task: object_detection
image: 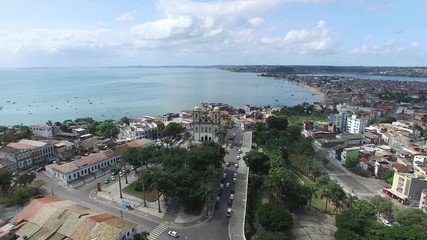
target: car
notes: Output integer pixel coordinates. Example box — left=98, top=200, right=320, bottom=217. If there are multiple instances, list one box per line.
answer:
left=168, top=230, right=179, bottom=238
left=226, top=208, right=232, bottom=217
left=104, top=178, right=110, bottom=184
left=223, top=173, right=227, bottom=179
left=125, top=169, right=130, bottom=174
left=217, top=190, right=222, bottom=196
left=131, top=166, right=135, bottom=170
left=230, top=194, right=234, bottom=200
left=233, top=172, right=237, bottom=177
left=230, top=188, right=235, bottom=194
left=119, top=172, right=124, bottom=177
left=36, top=166, right=45, bottom=172
left=111, top=176, right=116, bottom=181
left=382, top=219, right=392, bottom=227
left=216, top=196, right=220, bottom=202
left=215, top=201, right=220, bottom=209
left=220, top=183, right=224, bottom=189
left=227, top=199, right=233, bottom=206
left=236, top=155, right=240, bottom=160
left=226, top=162, right=231, bottom=167
left=238, top=149, right=242, bottom=154
left=234, top=163, right=239, bottom=168
left=233, top=177, right=237, bottom=183
left=226, top=182, right=230, bottom=188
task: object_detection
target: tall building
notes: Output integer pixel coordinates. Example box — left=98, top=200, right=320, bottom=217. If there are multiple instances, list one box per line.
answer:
left=193, top=105, right=220, bottom=142
left=329, top=111, right=350, bottom=132
left=346, top=115, right=367, bottom=134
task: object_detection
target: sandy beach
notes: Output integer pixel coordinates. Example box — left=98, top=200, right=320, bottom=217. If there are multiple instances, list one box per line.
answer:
left=300, top=83, right=326, bottom=104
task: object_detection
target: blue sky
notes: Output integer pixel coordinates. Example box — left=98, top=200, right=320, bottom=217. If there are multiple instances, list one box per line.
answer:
left=0, top=0, right=426, bottom=67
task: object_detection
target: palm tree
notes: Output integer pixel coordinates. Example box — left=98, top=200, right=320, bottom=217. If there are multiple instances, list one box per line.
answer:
left=345, top=193, right=358, bottom=209
left=214, top=125, right=228, bottom=145
left=304, top=184, right=318, bottom=209
left=321, top=188, right=333, bottom=212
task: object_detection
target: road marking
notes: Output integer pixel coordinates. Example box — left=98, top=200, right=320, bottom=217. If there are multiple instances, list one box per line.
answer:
left=148, top=223, right=168, bottom=240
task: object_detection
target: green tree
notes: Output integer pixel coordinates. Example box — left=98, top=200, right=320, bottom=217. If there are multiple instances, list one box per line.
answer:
left=369, top=195, right=393, bottom=219
left=0, top=169, right=12, bottom=192
left=304, top=184, right=318, bottom=209
left=7, top=185, right=37, bottom=206
left=243, top=150, right=270, bottom=175
left=344, top=156, right=359, bottom=169
left=345, top=193, right=358, bottom=209
left=363, top=225, right=427, bottom=240
left=257, top=231, right=288, bottom=240
left=257, top=203, right=294, bottom=232
left=164, top=122, right=184, bottom=138
left=266, top=115, right=288, bottom=131
left=214, top=125, right=228, bottom=144
left=396, top=208, right=427, bottom=231
left=120, top=116, right=130, bottom=125
left=96, top=120, right=118, bottom=138
left=334, top=228, right=361, bottom=240
left=380, top=170, right=394, bottom=185
left=335, top=207, right=376, bottom=237
left=17, top=172, right=36, bottom=185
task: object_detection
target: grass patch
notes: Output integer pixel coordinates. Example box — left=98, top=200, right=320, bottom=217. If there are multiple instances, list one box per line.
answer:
left=122, top=183, right=159, bottom=202
left=287, top=114, right=328, bottom=126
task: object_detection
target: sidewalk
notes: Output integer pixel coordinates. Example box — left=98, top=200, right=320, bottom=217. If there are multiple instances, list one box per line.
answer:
left=90, top=172, right=213, bottom=227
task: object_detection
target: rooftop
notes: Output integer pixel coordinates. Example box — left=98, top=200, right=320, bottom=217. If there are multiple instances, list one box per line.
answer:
left=18, top=139, right=48, bottom=147
left=11, top=196, right=136, bottom=240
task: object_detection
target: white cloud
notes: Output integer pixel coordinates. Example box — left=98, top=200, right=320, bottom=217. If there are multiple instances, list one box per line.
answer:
left=398, top=42, right=420, bottom=54
left=248, top=17, right=264, bottom=27
left=350, top=40, right=396, bottom=55
left=117, top=11, right=136, bottom=22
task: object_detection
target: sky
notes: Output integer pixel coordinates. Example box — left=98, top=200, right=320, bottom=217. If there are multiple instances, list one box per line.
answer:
left=0, top=0, right=426, bottom=67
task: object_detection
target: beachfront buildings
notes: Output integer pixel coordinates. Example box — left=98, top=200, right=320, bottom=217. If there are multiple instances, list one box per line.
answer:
left=18, top=139, right=55, bottom=163
left=193, top=105, right=220, bottom=142
left=10, top=196, right=137, bottom=240
left=30, top=124, right=57, bottom=139
left=384, top=172, right=427, bottom=203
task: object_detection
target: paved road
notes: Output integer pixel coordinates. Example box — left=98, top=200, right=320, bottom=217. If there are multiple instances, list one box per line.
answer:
left=36, top=126, right=248, bottom=240
left=314, top=144, right=386, bottom=199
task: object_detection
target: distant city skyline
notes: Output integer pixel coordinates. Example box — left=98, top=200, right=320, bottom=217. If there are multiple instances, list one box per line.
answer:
left=0, top=0, right=426, bottom=68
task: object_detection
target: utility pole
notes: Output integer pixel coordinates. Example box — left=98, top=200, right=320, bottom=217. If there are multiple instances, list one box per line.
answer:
left=118, top=173, right=123, bottom=199
left=141, top=158, right=147, bottom=207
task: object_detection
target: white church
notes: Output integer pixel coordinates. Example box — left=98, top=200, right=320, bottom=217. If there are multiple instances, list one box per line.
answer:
left=192, top=105, right=220, bottom=142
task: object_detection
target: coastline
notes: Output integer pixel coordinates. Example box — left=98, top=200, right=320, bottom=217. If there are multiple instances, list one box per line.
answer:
left=301, top=84, right=326, bottom=104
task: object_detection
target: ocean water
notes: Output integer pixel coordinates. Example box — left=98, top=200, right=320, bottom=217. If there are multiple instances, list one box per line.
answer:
left=0, top=67, right=319, bottom=126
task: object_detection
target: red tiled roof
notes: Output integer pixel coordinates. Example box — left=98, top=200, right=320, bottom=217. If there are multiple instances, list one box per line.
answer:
left=6, top=142, right=36, bottom=150
left=11, top=196, right=63, bottom=225
left=393, top=163, right=409, bottom=173
left=87, top=213, right=116, bottom=223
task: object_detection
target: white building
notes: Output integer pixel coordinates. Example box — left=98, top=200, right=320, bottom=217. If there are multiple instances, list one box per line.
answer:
left=46, top=150, right=120, bottom=184
left=193, top=106, right=220, bottom=142
left=19, top=139, right=55, bottom=163
left=420, top=189, right=427, bottom=212
left=330, top=111, right=351, bottom=132
left=30, top=124, right=57, bottom=139
left=346, top=115, right=367, bottom=134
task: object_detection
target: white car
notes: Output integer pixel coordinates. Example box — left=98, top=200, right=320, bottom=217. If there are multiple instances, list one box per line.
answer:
left=226, top=208, right=232, bottom=217
left=111, top=176, right=116, bottom=181
left=233, top=177, right=237, bottom=183
left=236, top=155, right=240, bottom=160
left=238, top=149, right=242, bottom=154
left=220, top=183, right=224, bottom=190
left=382, top=219, right=392, bottom=227
left=223, top=173, right=227, bottom=179
left=230, top=194, right=234, bottom=200
left=226, top=182, right=230, bottom=188
left=234, top=163, right=239, bottom=168
left=233, top=173, right=237, bottom=177
left=168, top=230, right=179, bottom=238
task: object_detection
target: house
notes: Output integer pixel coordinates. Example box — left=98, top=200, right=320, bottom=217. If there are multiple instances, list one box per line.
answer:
left=336, top=133, right=367, bottom=146
left=29, top=124, right=57, bottom=139
left=419, top=189, right=427, bottom=212
left=45, top=150, right=120, bottom=184
left=0, top=144, right=33, bottom=170
left=384, top=172, right=427, bottom=204
left=341, top=147, right=360, bottom=165
left=314, top=138, right=345, bottom=148
left=10, top=196, right=137, bottom=240
left=18, top=139, right=55, bottom=163
left=0, top=158, right=15, bottom=172
left=392, top=163, right=410, bottom=173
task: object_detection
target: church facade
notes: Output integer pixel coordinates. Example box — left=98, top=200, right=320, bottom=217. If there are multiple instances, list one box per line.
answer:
left=192, top=106, right=220, bottom=142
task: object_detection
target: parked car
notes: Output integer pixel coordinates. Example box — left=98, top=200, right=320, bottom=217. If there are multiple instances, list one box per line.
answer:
left=220, top=183, right=224, bottom=190
left=230, top=188, right=235, bottom=194
left=131, top=166, right=135, bottom=170
left=217, top=190, right=222, bottom=196
left=382, top=219, right=392, bottom=227
left=119, top=172, right=124, bottom=177
left=223, top=173, right=227, bottom=179
left=238, top=149, right=242, bottom=154
left=230, top=194, right=234, bottom=200
left=236, top=155, right=240, bottom=160
left=226, top=208, right=232, bottom=217
left=226, top=182, right=230, bottom=188
left=168, top=230, right=179, bottom=238
left=125, top=169, right=130, bottom=174
left=111, top=176, right=116, bottom=181
left=104, top=178, right=110, bottom=184
left=234, top=163, right=239, bottom=168
left=227, top=199, right=233, bottom=206
left=226, top=162, right=230, bottom=167
left=36, top=166, right=45, bottom=172
left=233, top=172, right=237, bottom=177
left=233, top=177, right=237, bottom=183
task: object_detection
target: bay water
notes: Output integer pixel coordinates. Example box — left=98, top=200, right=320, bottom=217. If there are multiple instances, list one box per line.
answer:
left=0, top=67, right=319, bottom=126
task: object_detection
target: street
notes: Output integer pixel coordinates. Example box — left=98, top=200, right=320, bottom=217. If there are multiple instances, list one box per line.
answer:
left=37, top=124, right=248, bottom=240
